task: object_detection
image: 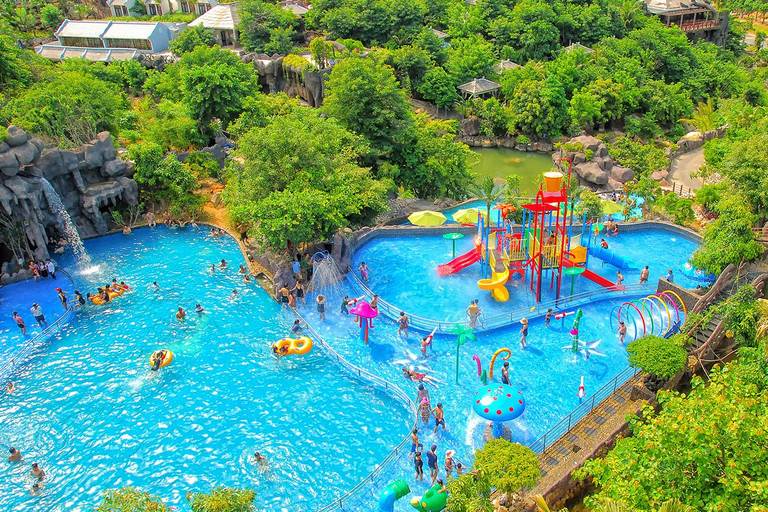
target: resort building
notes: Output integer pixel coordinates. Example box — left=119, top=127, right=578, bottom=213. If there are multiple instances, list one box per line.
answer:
left=107, top=0, right=221, bottom=17
left=35, top=19, right=185, bottom=62
left=643, top=0, right=729, bottom=46
left=187, top=2, right=241, bottom=48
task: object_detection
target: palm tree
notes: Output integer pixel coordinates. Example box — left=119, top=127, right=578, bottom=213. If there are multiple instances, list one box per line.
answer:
left=679, top=98, right=722, bottom=132
left=472, top=176, right=507, bottom=223
left=613, top=0, right=643, bottom=31
left=450, top=323, right=477, bottom=383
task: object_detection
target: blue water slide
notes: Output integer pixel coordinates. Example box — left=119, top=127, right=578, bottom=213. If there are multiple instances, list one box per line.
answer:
left=587, top=245, right=637, bottom=270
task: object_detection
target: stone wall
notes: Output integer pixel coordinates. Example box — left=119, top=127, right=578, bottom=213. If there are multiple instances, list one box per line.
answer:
left=0, top=126, right=138, bottom=267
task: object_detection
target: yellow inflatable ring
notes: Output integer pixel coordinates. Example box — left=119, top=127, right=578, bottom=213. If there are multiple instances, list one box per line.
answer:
left=290, top=336, right=313, bottom=355
left=272, top=336, right=313, bottom=356
left=149, top=350, right=173, bottom=368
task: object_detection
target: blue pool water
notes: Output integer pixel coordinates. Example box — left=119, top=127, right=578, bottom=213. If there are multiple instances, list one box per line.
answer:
left=351, top=227, right=700, bottom=321
left=0, top=228, right=409, bottom=511
left=296, top=280, right=663, bottom=510
left=0, top=276, right=75, bottom=367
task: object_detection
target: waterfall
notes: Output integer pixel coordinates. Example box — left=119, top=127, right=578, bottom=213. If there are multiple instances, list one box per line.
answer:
left=38, top=177, right=90, bottom=264
left=309, top=255, right=346, bottom=295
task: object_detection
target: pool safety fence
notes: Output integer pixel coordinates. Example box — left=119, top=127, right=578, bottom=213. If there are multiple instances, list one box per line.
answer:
left=0, top=268, right=77, bottom=386
left=291, top=309, right=418, bottom=512
left=343, top=264, right=651, bottom=334
left=527, top=365, right=641, bottom=454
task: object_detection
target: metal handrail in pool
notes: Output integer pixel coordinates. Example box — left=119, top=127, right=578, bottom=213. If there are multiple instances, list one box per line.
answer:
left=344, top=265, right=651, bottom=333
left=0, top=268, right=77, bottom=385
left=527, top=365, right=642, bottom=454
left=290, top=309, right=418, bottom=512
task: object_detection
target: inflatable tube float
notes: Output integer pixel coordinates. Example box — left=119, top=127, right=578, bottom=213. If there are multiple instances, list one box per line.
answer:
left=272, top=336, right=313, bottom=356
left=149, top=350, right=173, bottom=369
left=90, top=288, right=124, bottom=305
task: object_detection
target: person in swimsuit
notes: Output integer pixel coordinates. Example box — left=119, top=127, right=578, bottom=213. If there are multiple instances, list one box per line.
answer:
left=618, top=321, right=627, bottom=344
left=410, top=429, right=419, bottom=458
left=290, top=319, right=306, bottom=335
left=57, top=288, right=68, bottom=309
left=151, top=350, right=167, bottom=371
left=219, top=259, right=227, bottom=269
left=444, top=451, right=455, bottom=479
left=100, top=287, right=111, bottom=303
left=28, top=261, right=40, bottom=281
left=340, top=295, right=349, bottom=315
left=74, top=290, right=86, bottom=306
left=420, top=336, right=431, bottom=356
left=545, top=308, right=553, bottom=328
left=287, top=291, right=296, bottom=308
left=501, top=361, right=511, bottom=385
left=146, top=211, right=156, bottom=227
left=639, top=265, right=649, bottom=284
left=414, top=445, right=425, bottom=481
left=397, top=312, right=409, bottom=338
left=253, top=452, right=267, bottom=466
left=8, top=447, right=21, bottom=462
left=418, top=398, right=431, bottom=426
left=358, top=262, right=370, bottom=282
left=230, top=289, right=238, bottom=300
left=467, top=300, right=480, bottom=329
left=30, top=462, right=45, bottom=480
left=370, top=294, right=379, bottom=310
left=278, top=286, right=290, bottom=308
left=176, top=307, right=186, bottom=321
left=600, top=238, right=609, bottom=249
left=416, top=383, right=430, bottom=405
left=30, top=303, right=46, bottom=328
left=238, top=265, right=248, bottom=274
left=13, top=311, right=26, bottom=334
left=666, top=269, right=674, bottom=282
left=432, top=403, right=446, bottom=433
left=616, top=270, right=624, bottom=286
left=612, top=224, right=619, bottom=236
left=195, top=304, right=206, bottom=314
left=519, top=318, right=528, bottom=349
left=316, top=294, right=326, bottom=321
left=292, top=280, right=306, bottom=305
left=427, top=445, right=439, bottom=483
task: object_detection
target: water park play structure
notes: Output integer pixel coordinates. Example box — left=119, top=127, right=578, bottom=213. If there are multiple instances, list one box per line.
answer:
left=561, top=309, right=605, bottom=360
left=437, top=162, right=628, bottom=303
left=271, top=336, right=313, bottom=356
left=376, top=478, right=448, bottom=512
left=350, top=301, right=379, bottom=343
left=472, top=383, right=526, bottom=438
left=610, top=290, right=688, bottom=342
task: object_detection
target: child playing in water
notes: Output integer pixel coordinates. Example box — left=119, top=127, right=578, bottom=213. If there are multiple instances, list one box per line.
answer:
left=618, top=321, right=627, bottom=344
left=358, top=262, right=370, bottom=282
left=519, top=318, right=528, bottom=349
left=418, top=398, right=431, bottom=426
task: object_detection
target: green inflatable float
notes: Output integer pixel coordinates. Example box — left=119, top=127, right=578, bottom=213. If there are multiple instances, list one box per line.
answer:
left=410, top=483, right=448, bottom=512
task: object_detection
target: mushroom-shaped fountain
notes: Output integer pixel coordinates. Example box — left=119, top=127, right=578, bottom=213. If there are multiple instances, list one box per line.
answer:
left=349, top=301, right=378, bottom=344
left=472, top=383, right=526, bottom=439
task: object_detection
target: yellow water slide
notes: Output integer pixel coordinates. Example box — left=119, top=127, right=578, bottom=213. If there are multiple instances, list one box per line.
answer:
left=477, top=233, right=510, bottom=302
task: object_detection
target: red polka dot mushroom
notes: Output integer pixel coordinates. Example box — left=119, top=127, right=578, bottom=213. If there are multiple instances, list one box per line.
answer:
left=471, top=383, right=526, bottom=438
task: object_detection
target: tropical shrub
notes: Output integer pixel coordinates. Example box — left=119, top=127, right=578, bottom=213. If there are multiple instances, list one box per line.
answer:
left=187, top=486, right=256, bottom=512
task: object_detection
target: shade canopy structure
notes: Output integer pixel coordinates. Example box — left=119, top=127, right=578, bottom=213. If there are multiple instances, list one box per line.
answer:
left=408, top=210, right=447, bottom=226
left=452, top=208, right=486, bottom=225
left=472, top=383, right=526, bottom=438
left=602, top=200, right=624, bottom=215
left=457, top=77, right=501, bottom=99
left=563, top=265, right=586, bottom=297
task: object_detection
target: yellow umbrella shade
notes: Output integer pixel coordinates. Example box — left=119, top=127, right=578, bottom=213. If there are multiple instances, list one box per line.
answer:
left=602, top=200, right=624, bottom=215
left=452, top=208, right=487, bottom=224
left=408, top=210, right=447, bottom=226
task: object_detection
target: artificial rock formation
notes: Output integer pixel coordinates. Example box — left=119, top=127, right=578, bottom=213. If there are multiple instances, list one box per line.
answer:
left=0, top=126, right=138, bottom=263
left=553, top=135, right=633, bottom=192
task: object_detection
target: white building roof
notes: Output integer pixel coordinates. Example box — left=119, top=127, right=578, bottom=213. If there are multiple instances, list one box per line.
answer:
left=283, top=3, right=308, bottom=16
left=102, top=21, right=161, bottom=40
left=55, top=20, right=112, bottom=39
left=189, top=3, right=240, bottom=30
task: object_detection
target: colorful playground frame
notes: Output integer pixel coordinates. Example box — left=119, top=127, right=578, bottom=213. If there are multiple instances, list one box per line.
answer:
left=610, top=290, right=688, bottom=341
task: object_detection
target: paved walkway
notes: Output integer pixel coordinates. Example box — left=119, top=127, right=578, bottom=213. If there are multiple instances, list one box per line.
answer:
left=668, top=148, right=704, bottom=191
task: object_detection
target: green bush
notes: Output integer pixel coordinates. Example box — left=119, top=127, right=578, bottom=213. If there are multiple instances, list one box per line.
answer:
left=657, top=192, right=694, bottom=225
left=608, top=136, right=668, bottom=178
left=515, top=134, right=530, bottom=145
left=627, top=335, right=687, bottom=380
left=95, top=487, right=169, bottom=511
left=474, top=438, right=540, bottom=493
left=169, top=26, right=216, bottom=56
left=186, top=152, right=220, bottom=180
left=694, top=183, right=727, bottom=213
left=584, top=148, right=594, bottom=161
left=187, top=486, right=256, bottom=512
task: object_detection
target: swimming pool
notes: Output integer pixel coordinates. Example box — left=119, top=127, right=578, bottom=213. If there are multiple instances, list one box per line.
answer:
left=0, top=228, right=410, bottom=511
left=351, top=226, right=700, bottom=321
left=296, top=277, right=661, bottom=510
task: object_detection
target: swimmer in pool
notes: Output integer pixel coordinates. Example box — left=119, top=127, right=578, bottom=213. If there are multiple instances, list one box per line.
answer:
left=195, top=304, right=206, bottom=314
left=618, top=321, right=627, bottom=344
left=151, top=350, right=168, bottom=371
left=290, top=319, right=306, bottom=334
left=219, top=259, right=227, bottom=268
left=176, top=307, right=186, bottom=321
left=253, top=452, right=267, bottom=465
left=210, top=264, right=216, bottom=274
left=8, top=447, right=21, bottom=462
left=600, top=238, right=609, bottom=249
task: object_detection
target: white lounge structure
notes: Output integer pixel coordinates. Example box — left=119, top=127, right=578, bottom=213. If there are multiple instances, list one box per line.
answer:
left=35, top=19, right=185, bottom=62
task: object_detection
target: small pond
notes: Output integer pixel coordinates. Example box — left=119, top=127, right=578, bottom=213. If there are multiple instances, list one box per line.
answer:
left=470, top=148, right=554, bottom=196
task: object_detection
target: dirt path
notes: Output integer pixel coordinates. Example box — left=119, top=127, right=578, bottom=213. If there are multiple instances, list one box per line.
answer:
left=668, top=148, right=704, bottom=191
